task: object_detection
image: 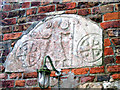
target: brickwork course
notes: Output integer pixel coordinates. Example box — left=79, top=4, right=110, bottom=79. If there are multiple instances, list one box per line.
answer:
left=0, top=0, right=120, bottom=89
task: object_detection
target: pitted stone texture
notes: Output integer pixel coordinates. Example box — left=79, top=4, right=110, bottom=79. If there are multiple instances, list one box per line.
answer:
left=4, top=14, right=102, bottom=72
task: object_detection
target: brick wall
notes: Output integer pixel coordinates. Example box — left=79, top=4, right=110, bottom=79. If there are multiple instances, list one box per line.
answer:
left=0, top=1, right=120, bottom=89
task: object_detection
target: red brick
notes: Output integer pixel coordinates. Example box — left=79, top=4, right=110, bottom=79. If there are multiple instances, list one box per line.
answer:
left=56, top=2, right=76, bottom=11
left=10, top=73, right=22, bottom=79
left=104, top=57, right=114, bottom=65
left=26, top=8, right=37, bottom=15
left=71, top=68, right=89, bottom=75
left=0, top=12, right=7, bottom=19
left=100, top=20, right=120, bottom=29
left=104, top=47, right=114, bottom=56
left=111, top=38, right=120, bottom=46
left=104, top=38, right=111, bottom=47
left=65, top=10, right=77, bottom=14
left=3, top=5, right=11, bottom=11
left=90, top=66, right=104, bottom=74
left=50, top=71, right=56, bottom=77
left=78, top=9, right=91, bottom=16
left=3, top=32, right=22, bottom=41
left=31, top=2, right=40, bottom=6
left=1, top=80, right=14, bottom=88
left=22, top=2, right=30, bottom=8
left=0, top=73, right=7, bottom=79
left=107, top=65, right=120, bottom=72
left=61, top=69, right=70, bottom=74
left=13, top=24, right=31, bottom=32
left=104, top=12, right=120, bottom=21
left=80, top=76, right=95, bottom=83
left=1, top=18, right=16, bottom=26
left=116, top=56, right=120, bottom=64
left=38, top=5, right=55, bottom=13
left=26, top=80, right=37, bottom=86
left=2, top=26, right=12, bottom=34
left=15, top=80, right=25, bottom=87
left=112, top=74, right=120, bottom=79
left=27, top=15, right=46, bottom=22
left=23, top=72, right=37, bottom=78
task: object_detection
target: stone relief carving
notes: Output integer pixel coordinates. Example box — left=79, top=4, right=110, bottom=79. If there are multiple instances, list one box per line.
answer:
left=4, top=14, right=102, bottom=72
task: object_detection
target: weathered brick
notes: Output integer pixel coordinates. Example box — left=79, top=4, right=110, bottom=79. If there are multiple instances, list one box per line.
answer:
left=0, top=73, right=7, bottom=79
left=104, top=57, right=114, bottom=65
left=38, top=5, right=55, bottom=13
left=111, top=38, right=120, bottom=46
left=3, top=32, right=22, bottom=41
left=100, top=20, right=120, bottom=29
left=3, top=5, right=11, bottom=11
left=22, top=2, right=30, bottom=8
left=97, top=75, right=110, bottom=82
left=115, top=3, right=120, bottom=11
left=40, top=1, right=50, bottom=6
left=2, top=26, right=12, bottom=34
left=108, top=29, right=120, bottom=37
left=90, top=66, right=104, bottom=74
left=15, top=80, right=25, bottom=87
left=80, top=76, right=95, bottom=83
left=3, top=49, right=10, bottom=56
left=90, top=14, right=102, bottom=23
left=1, top=18, right=16, bottom=26
left=8, top=10, right=25, bottom=18
left=26, top=8, right=37, bottom=15
left=116, top=56, right=120, bottom=64
left=0, top=12, right=7, bottom=19
left=61, top=69, right=70, bottom=74
left=112, top=74, right=120, bottom=79
left=17, top=17, right=26, bottom=24
left=27, top=15, right=46, bottom=22
left=26, top=80, right=37, bottom=86
left=78, top=9, right=91, bottom=16
left=78, top=2, right=99, bottom=8
left=12, top=3, right=20, bottom=10
left=31, top=2, right=40, bottom=6
left=1, top=80, right=14, bottom=88
left=23, top=72, right=37, bottom=79
left=107, top=65, right=120, bottom=72
left=65, top=10, right=77, bottom=14
left=104, top=47, right=114, bottom=56
left=71, top=68, right=89, bottom=75
left=104, top=12, right=120, bottom=21
left=0, top=65, right=5, bottom=72
left=10, top=73, right=22, bottom=79
left=56, top=2, right=76, bottom=11
left=92, top=5, right=113, bottom=14
left=104, top=38, right=111, bottom=47
left=13, top=24, right=31, bottom=32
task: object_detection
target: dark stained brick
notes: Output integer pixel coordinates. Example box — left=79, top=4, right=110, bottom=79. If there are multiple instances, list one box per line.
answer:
left=3, top=5, right=11, bottom=11
left=78, top=9, right=91, bottom=16
left=1, top=80, right=14, bottom=88
left=31, top=2, right=40, bottom=6
left=97, top=75, right=110, bottom=82
left=2, top=26, right=12, bottom=34
left=104, top=57, right=114, bottom=65
left=1, top=18, right=16, bottom=26
left=38, top=5, right=55, bottom=13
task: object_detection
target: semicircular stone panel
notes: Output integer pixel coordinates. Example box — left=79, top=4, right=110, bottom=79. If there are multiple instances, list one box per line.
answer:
left=4, top=14, right=103, bottom=72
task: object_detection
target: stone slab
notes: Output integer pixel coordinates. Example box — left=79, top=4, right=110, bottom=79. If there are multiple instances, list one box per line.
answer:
left=4, top=14, right=102, bottom=72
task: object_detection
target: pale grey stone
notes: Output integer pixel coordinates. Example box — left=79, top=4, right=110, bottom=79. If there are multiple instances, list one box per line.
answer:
left=4, top=14, right=103, bottom=72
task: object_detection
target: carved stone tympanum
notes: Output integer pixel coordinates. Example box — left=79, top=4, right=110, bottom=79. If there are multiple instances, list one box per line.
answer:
left=4, top=14, right=102, bottom=72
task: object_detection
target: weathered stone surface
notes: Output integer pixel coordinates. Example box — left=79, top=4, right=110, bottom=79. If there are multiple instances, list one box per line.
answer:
left=4, top=14, right=102, bottom=72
